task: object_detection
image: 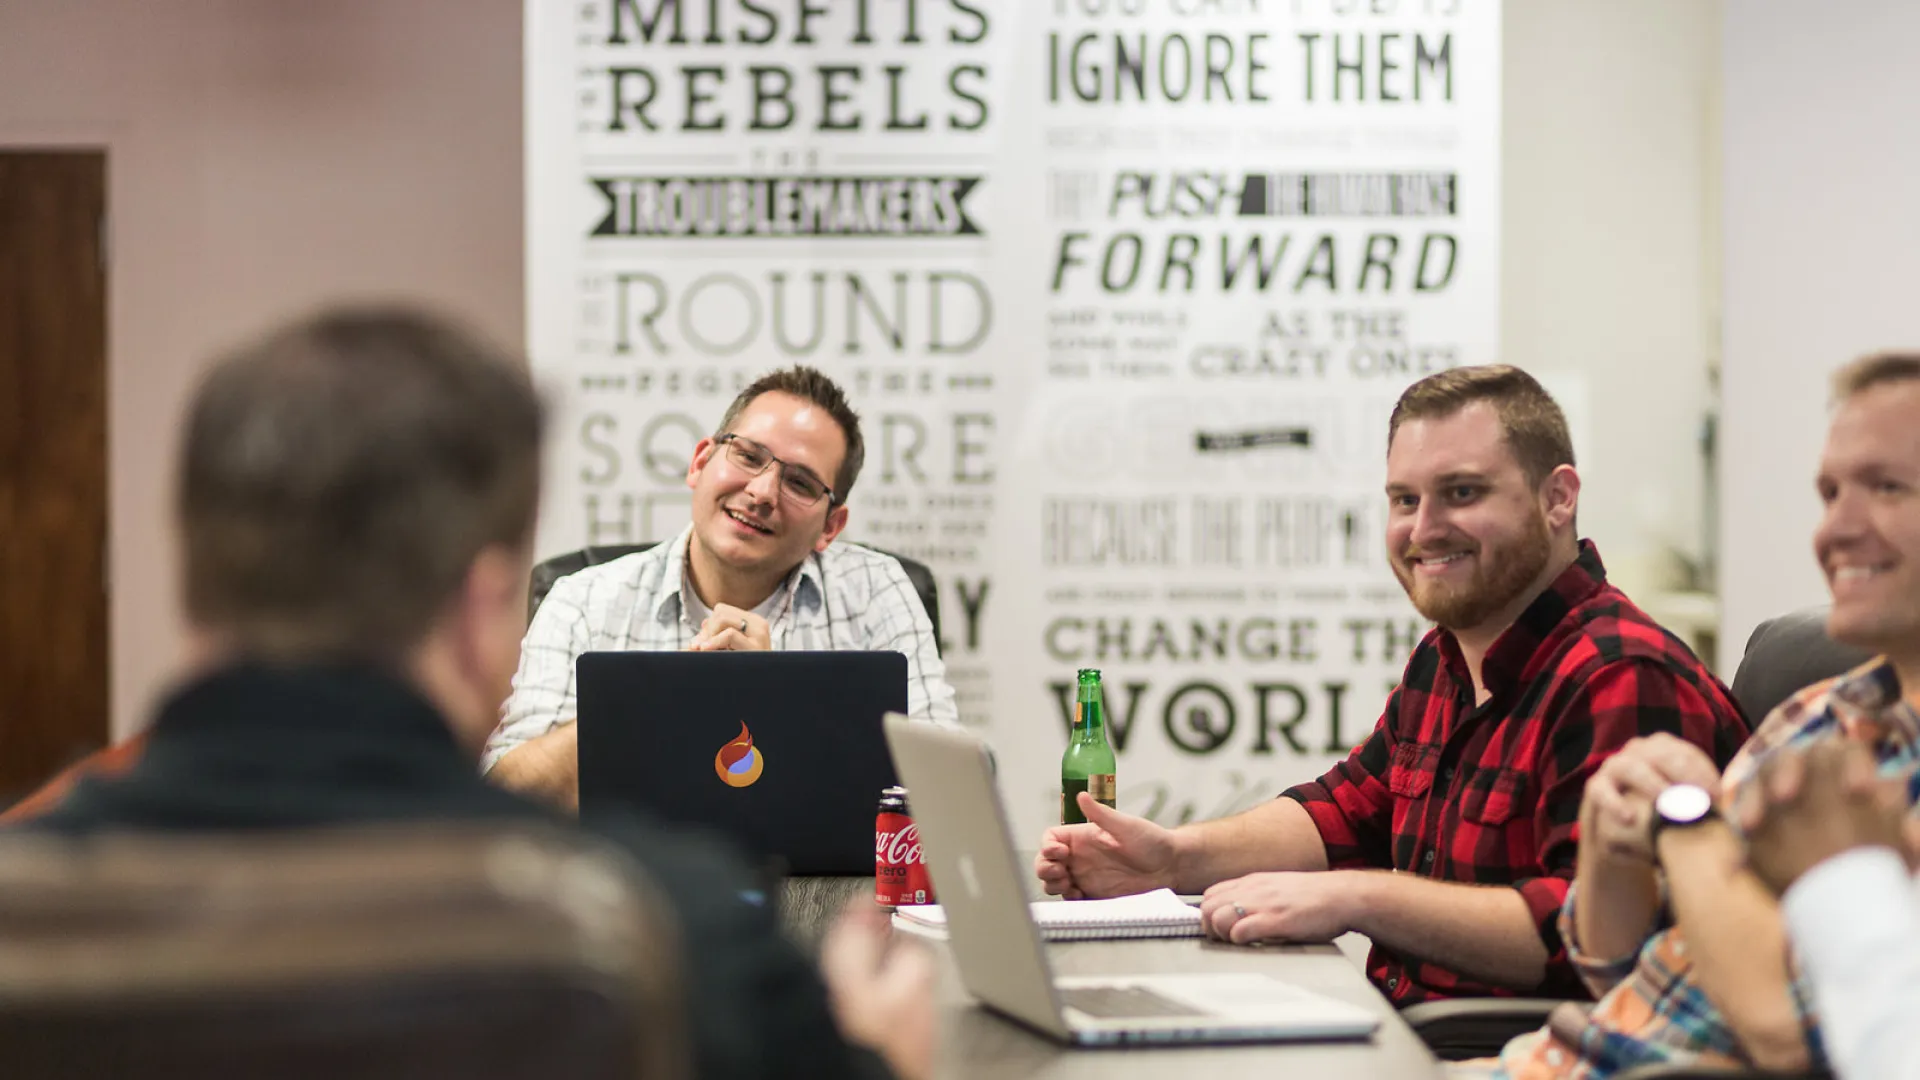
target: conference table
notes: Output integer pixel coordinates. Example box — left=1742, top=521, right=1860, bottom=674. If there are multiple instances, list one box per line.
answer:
left=780, top=872, right=1443, bottom=1080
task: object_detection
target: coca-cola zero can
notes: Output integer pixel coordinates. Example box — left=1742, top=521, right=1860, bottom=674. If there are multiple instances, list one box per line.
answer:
left=875, top=785, right=934, bottom=906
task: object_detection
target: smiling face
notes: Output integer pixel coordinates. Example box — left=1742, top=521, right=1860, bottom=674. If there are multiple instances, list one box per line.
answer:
left=686, top=390, right=850, bottom=584
left=1384, top=402, right=1579, bottom=637
left=1815, top=380, right=1920, bottom=657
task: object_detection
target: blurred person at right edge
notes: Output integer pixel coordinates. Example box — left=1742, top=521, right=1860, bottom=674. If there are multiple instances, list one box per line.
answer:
left=1465, top=351, right=1920, bottom=1078
left=7, top=307, right=932, bottom=1080
left=1036, top=364, right=1750, bottom=1012
left=1722, top=353, right=1920, bottom=1080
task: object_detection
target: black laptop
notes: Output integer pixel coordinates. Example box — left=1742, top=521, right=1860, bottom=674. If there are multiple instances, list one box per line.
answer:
left=575, top=650, right=907, bottom=875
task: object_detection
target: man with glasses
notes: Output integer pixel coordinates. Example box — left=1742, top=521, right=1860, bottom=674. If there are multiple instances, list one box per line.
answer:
left=486, top=365, right=958, bottom=809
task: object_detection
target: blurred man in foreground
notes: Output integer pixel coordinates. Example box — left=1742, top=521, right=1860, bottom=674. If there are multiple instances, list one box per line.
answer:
left=9, top=307, right=932, bottom=1080
left=1474, top=351, right=1920, bottom=1078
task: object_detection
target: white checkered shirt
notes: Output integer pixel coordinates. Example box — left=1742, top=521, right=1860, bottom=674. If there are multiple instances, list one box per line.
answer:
left=484, top=525, right=958, bottom=772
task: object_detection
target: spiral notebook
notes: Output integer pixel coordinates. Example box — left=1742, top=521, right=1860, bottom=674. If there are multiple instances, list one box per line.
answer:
left=892, top=888, right=1202, bottom=941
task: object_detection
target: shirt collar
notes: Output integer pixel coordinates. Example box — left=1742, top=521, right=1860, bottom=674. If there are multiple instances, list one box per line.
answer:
left=649, top=524, right=697, bottom=626
left=152, top=661, right=461, bottom=752
left=1436, top=538, right=1609, bottom=696
left=650, top=523, right=825, bottom=627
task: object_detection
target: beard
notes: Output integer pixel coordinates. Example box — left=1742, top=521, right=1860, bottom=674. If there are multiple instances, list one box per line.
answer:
left=1394, top=509, right=1554, bottom=632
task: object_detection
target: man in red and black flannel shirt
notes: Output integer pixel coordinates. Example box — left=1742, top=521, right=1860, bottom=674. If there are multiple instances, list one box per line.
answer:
left=1035, top=364, right=1750, bottom=1005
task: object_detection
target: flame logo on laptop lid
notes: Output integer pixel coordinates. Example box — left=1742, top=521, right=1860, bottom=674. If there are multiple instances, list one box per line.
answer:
left=714, top=721, right=764, bottom=787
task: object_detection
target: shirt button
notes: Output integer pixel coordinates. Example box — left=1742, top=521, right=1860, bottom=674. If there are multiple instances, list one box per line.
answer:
left=1387, top=977, right=1399, bottom=991
left=1442, top=767, right=1455, bottom=784
left=1422, top=850, right=1436, bottom=867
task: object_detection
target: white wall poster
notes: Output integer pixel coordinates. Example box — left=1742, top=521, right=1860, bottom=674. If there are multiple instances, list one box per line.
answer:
left=527, top=0, right=1500, bottom=840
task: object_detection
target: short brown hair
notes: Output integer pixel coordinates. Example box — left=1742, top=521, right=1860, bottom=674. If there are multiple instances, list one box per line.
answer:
left=178, top=306, right=544, bottom=661
left=715, top=366, right=864, bottom=504
left=1832, top=351, right=1920, bottom=402
left=1387, top=364, right=1574, bottom=486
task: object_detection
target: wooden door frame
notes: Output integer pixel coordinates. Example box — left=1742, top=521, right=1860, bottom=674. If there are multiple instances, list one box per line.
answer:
left=0, top=146, right=111, bottom=808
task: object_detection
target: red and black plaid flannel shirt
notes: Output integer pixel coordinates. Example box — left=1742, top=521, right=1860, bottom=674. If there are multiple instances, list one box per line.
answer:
left=1283, top=541, right=1749, bottom=1005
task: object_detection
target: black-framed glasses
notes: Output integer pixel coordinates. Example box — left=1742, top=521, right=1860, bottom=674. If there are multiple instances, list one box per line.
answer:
left=714, top=434, right=837, bottom=508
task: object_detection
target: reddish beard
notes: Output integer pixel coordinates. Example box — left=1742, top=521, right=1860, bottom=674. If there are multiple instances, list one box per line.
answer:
left=1393, top=509, right=1553, bottom=632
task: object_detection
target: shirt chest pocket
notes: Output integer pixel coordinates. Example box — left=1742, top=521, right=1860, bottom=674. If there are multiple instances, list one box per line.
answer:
left=1388, top=743, right=1439, bottom=798
left=1459, top=767, right=1532, bottom=825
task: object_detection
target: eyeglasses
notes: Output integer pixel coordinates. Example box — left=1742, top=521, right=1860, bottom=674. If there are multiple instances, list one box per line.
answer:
left=714, top=434, right=837, bottom=508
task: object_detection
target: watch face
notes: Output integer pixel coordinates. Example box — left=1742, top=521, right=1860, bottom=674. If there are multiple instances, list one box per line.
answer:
left=1655, top=783, right=1714, bottom=826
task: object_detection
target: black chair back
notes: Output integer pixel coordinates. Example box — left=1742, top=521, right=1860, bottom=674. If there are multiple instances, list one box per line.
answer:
left=1728, top=606, right=1874, bottom=724
left=530, top=541, right=943, bottom=653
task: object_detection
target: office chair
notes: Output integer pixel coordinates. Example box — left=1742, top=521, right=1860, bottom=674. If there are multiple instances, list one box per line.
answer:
left=0, top=823, right=688, bottom=1080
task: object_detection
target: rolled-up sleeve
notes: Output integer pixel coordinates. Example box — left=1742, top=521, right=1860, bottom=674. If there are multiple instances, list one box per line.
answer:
left=1281, top=694, right=1400, bottom=871
left=483, top=573, right=594, bottom=773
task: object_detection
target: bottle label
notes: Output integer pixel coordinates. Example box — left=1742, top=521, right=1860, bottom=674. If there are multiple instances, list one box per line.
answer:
left=1087, top=774, right=1116, bottom=803
left=1062, top=776, right=1118, bottom=824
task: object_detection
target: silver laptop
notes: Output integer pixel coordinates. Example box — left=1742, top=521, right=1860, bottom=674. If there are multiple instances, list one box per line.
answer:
left=883, top=714, right=1382, bottom=1047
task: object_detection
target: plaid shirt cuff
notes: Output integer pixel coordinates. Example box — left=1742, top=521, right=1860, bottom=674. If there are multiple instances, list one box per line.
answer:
left=1506, top=873, right=1576, bottom=991
left=1517, top=874, right=1571, bottom=949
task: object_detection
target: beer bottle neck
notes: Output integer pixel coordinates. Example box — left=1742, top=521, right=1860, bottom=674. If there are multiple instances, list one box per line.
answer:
left=1074, top=694, right=1105, bottom=738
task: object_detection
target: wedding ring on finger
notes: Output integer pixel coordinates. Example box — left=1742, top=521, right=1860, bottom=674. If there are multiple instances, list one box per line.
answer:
left=1232, top=903, right=1247, bottom=919
left=739, top=617, right=749, bottom=633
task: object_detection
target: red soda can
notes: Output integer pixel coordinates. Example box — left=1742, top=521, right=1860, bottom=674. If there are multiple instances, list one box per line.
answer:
left=875, top=785, right=934, bottom=906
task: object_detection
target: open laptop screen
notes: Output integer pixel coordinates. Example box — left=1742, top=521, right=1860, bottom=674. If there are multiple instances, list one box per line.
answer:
left=577, top=650, right=906, bottom=874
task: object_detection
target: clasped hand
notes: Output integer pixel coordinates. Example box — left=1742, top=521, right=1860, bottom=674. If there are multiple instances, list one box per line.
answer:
left=1734, top=737, right=1912, bottom=895
left=690, top=604, right=772, bottom=651
left=1580, top=733, right=1723, bottom=863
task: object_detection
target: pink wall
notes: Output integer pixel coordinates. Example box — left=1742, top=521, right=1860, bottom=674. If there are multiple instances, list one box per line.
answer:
left=0, top=0, right=524, bottom=737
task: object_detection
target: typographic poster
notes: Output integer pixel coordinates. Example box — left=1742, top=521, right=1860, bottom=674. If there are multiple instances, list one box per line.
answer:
left=527, top=0, right=1500, bottom=840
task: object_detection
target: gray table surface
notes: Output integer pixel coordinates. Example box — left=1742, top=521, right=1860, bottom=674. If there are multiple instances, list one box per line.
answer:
left=781, top=874, right=1442, bottom=1080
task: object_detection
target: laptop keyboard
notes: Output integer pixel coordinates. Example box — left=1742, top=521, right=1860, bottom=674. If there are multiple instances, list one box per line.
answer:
left=1061, top=985, right=1211, bottom=1020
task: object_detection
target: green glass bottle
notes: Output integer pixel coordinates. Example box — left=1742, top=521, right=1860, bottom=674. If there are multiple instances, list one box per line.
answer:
left=1061, top=668, right=1117, bottom=825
